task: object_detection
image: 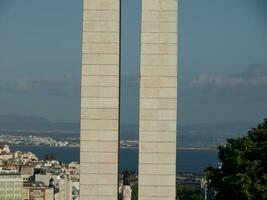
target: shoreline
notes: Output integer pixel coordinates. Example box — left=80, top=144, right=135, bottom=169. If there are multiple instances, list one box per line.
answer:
left=8, top=144, right=217, bottom=151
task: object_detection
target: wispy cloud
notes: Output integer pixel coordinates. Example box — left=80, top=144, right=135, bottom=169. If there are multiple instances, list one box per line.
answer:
left=0, top=75, right=80, bottom=97
left=190, top=64, right=267, bottom=95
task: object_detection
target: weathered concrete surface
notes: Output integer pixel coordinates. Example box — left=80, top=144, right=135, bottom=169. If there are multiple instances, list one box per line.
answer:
left=139, top=0, right=178, bottom=199
left=80, top=0, right=120, bottom=199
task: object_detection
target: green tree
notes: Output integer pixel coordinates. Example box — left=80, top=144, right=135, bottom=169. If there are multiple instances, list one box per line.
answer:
left=177, top=184, right=205, bottom=200
left=131, top=185, right=138, bottom=200
left=206, top=119, right=267, bottom=200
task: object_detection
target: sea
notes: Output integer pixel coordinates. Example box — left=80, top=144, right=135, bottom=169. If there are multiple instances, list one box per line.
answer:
left=10, top=146, right=218, bottom=173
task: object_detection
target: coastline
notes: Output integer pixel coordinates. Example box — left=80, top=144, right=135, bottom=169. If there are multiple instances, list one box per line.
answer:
left=8, top=145, right=219, bottom=172
left=9, top=144, right=217, bottom=151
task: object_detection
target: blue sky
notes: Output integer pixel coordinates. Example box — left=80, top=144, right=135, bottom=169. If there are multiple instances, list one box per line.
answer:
left=0, top=0, right=267, bottom=126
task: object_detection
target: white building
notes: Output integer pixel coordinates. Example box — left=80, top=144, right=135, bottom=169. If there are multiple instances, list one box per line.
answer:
left=0, top=145, right=10, bottom=153
left=0, top=173, right=23, bottom=200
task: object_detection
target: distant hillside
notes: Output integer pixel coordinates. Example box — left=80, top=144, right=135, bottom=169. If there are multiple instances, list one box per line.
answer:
left=177, top=121, right=258, bottom=147
left=0, top=115, right=260, bottom=147
left=120, top=121, right=258, bottom=142
left=0, top=115, right=79, bottom=132
left=181, top=121, right=257, bottom=134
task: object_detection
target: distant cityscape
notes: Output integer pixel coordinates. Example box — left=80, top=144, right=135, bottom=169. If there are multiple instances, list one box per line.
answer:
left=0, top=115, right=257, bottom=199
left=0, top=135, right=79, bottom=147
left=0, top=134, right=139, bottom=149
left=0, top=145, right=79, bottom=200
left=0, top=144, right=212, bottom=200
left=0, top=115, right=256, bottom=149
left=0, top=134, right=224, bottom=150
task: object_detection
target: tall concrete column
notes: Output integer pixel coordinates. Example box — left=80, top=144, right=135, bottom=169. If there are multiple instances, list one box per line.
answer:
left=80, top=0, right=120, bottom=199
left=139, top=0, right=178, bottom=199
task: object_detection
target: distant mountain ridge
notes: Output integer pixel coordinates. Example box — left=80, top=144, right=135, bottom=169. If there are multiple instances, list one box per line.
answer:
left=0, top=115, right=79, bottom=132
left=0, top=115, right=259, bottom=145
left=120, top=121, right=258, bottom=142
left=180, top=121, right=257, bottom=136
left=177, top=121, right=258, bottom=147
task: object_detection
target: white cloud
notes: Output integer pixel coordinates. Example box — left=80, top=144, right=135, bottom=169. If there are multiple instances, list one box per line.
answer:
left=1, top=75, right=80, bottom=97
left=190, top=64, right=267, bottom=94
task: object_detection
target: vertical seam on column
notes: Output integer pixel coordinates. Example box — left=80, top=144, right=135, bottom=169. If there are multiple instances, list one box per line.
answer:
left=176, top=1, right=179, bottom=199
left=138, top=0, right=143, bottom=199
left=79, top=0, right=85, bottom=192
left=117, top=0, right=122, bottom=198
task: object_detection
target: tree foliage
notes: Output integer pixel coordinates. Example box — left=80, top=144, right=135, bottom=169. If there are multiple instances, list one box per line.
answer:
left=177, top=184, right=205, bottom=200
left=131, top=185, right=138, bottom=200
left=206, top=119, right=267, bottom=200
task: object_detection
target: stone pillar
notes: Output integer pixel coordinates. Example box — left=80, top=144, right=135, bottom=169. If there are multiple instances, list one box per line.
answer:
left=122, top=185, right=132, bottom=200
left=138, top=0, right=178, bottom=199
left=80, top=0, right=120, bottom=199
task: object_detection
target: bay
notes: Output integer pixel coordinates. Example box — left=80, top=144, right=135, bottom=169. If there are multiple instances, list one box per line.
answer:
left=10, top=146, right=218, bottom=173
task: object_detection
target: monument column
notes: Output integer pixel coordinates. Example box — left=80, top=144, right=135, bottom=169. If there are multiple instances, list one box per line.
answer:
left=80, top=0, right=120, bottom=199
left=138, top=0, right=178, bottom=199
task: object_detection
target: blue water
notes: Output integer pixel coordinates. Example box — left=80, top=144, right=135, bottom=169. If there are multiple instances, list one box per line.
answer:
left=10, top=146, right=218, bottom=173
